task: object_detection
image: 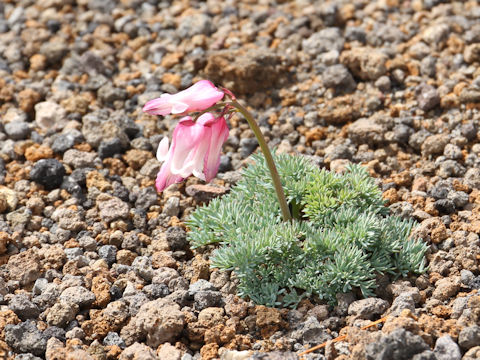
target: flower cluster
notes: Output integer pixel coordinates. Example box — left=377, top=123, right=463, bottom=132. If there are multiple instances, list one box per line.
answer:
left=143, top=80, right=228, bottom=192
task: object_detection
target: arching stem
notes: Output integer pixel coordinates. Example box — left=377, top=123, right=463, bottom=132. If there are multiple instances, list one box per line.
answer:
left=229, top=100, right=292, bottom=222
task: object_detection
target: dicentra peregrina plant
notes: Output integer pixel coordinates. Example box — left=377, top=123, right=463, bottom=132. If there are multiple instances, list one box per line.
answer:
left=144, top=80, right=427, bottom=308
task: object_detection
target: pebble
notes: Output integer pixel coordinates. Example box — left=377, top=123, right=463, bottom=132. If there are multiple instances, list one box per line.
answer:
left=365, top=328, right=429, bottom=360
left=348, top=298, right=389, bottom=320
left=34, top=101, right=67, bottom=132
left=59, top=286, right=96, bottom=307
left=458, top=325, right=480, bottom=351
left=4, top=121, right=30, bottom=140
left=29, top=159, right=66, bottom=190
left=416, top=84, right=440, bottom=111
left=5, top=320, right=48, bottom=356
left=433, top=335, right=462, bottom=360
left=322, top=64, right=356, bottom=93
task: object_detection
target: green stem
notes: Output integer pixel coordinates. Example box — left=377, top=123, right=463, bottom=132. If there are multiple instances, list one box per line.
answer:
left=230, top=100, right=292, bottom=222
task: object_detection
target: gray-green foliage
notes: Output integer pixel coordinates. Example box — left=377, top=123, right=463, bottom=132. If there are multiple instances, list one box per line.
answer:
left=187, top=153, right=427, bottom=307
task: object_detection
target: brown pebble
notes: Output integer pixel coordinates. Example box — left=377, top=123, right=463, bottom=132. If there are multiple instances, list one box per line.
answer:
left=16, top=88, right=42, bottom=113
left=29, top=54, right=47, bottom=71
left=24, top=144, right=53, bottom=162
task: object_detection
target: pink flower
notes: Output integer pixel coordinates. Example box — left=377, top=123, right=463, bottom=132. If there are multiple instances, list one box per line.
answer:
left=155, top=113, right=229, bottom=192
left=143, top=80, right=224, bottom=116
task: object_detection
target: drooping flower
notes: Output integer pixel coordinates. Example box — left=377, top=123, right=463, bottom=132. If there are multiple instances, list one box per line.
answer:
left=155, top=113, right=229, bottom=192
left=143, top=80, right=224, bottom=116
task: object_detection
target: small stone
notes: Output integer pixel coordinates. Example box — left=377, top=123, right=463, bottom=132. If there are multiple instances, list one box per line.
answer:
left=123, top=149, right=152, bottom=170
left=132, top=256, right=155, bottom=282
left=433, top=335, right=461, bottom=360
left=421, top=134, right=449, bottom=157
left=34, top=101, right=67, bottom=132
left=458, top=325, right=480, bottom=351
left=340, top=47, right=388, bottom=80
left=6, top=249, right=41, bottom=286
left=97, top=195, right=130, bottom=222
left=8, top=294, right=40, bottom=320
left=46, top=301, right=79, bottom=327
left=463, top=347, right=480, bottom=360
left=302, top=28, right=344, bottom=55
left=416, top=84, right=440, bottom=111
left=375, top=76, right=391, bottom=92
left=134, top=187, right=158, bottom=211
left=133, top=298, right=185, bottom=348
left=98, top=245, right=117, bottom=266
left=4, top=121, right=30, bottom=140
left=98, top=84, right=127, bottom=105
left=290, top=316, right=331, bottom=346
left=0, top=186, right=18, bottom=213
left=348, top=117, right=386, bottom=146
left=163, top=196, right=180, bottom=217
left=365, top=328, right=429, bottom=360
left=29, top=159, right=66, bottom=190
left=432, top=277, right=460, bottom=301
left=51, top=130, right=84, bottom=154
left=185, top=184, right=227, bottom=203
left=103, top=332, right=126, bottom=349
left=157, top=343, right=183, bottom=360
left=348, top=298, right=389, bottom=320
left=5, top=320, right=47, bottom=356
left=29, top=54, right=47, bottom=71
left=98, top=138, right=124, bottom=159
left=322, top=64, right=356, bottom=93
left=178, top=14, right=213, bottom=37
left=464, top=43, right=480, bottom=63
left=119, top=343, right=157, bottom=360
left=60, top=286, right=96, bottom=307
left=63, top=149, right=97, bottom=169
left=239, top=137, right=258, bottom=158
left=39, top=39, right=68, bottom=63
left=24, top=144, right=54, bottom=162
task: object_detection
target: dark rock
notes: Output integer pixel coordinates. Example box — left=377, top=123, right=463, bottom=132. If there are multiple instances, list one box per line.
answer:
left=8, top=294, right=41, bottom=320
left=240, top=137, right=258, bottom=158
left=42, top=326, right=66, bottom=342
left=290, top=316, right=332, bottom=346
left=5, top=320, right=48, bottom=356
left=434, top=199, right=456, bottom=214
left=218, top=155, right=232, bottom=173
left=365, top=328, right=429, bottom=360
left=460, top=122, right=477, bottom=141
left=143, top=284, right=169, bottom=300
left=194, top=290, right=223, bottom=311
left=165, top=227, right=188, bottom=251
left=134, top=187, right=157, bottom=211
left=98, top=245, right=117, bottom=266
left=51, top=130, right=83, bottom=154
left=98, top=138, right=124, bottom=159
left=29, top=159, right=66, bottom=190
left=302, top=28, right=344, bottom=55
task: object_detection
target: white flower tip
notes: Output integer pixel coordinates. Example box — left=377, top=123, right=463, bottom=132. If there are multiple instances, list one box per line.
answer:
left=156, top=137, right=169, bottom=162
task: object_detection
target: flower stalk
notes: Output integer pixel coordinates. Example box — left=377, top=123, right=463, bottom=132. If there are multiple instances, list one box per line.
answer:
left=229, top=100, right=292, bottom=222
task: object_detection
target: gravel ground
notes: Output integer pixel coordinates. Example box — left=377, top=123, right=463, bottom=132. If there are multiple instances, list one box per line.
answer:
left=0, top=0, right=480, bottom=359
